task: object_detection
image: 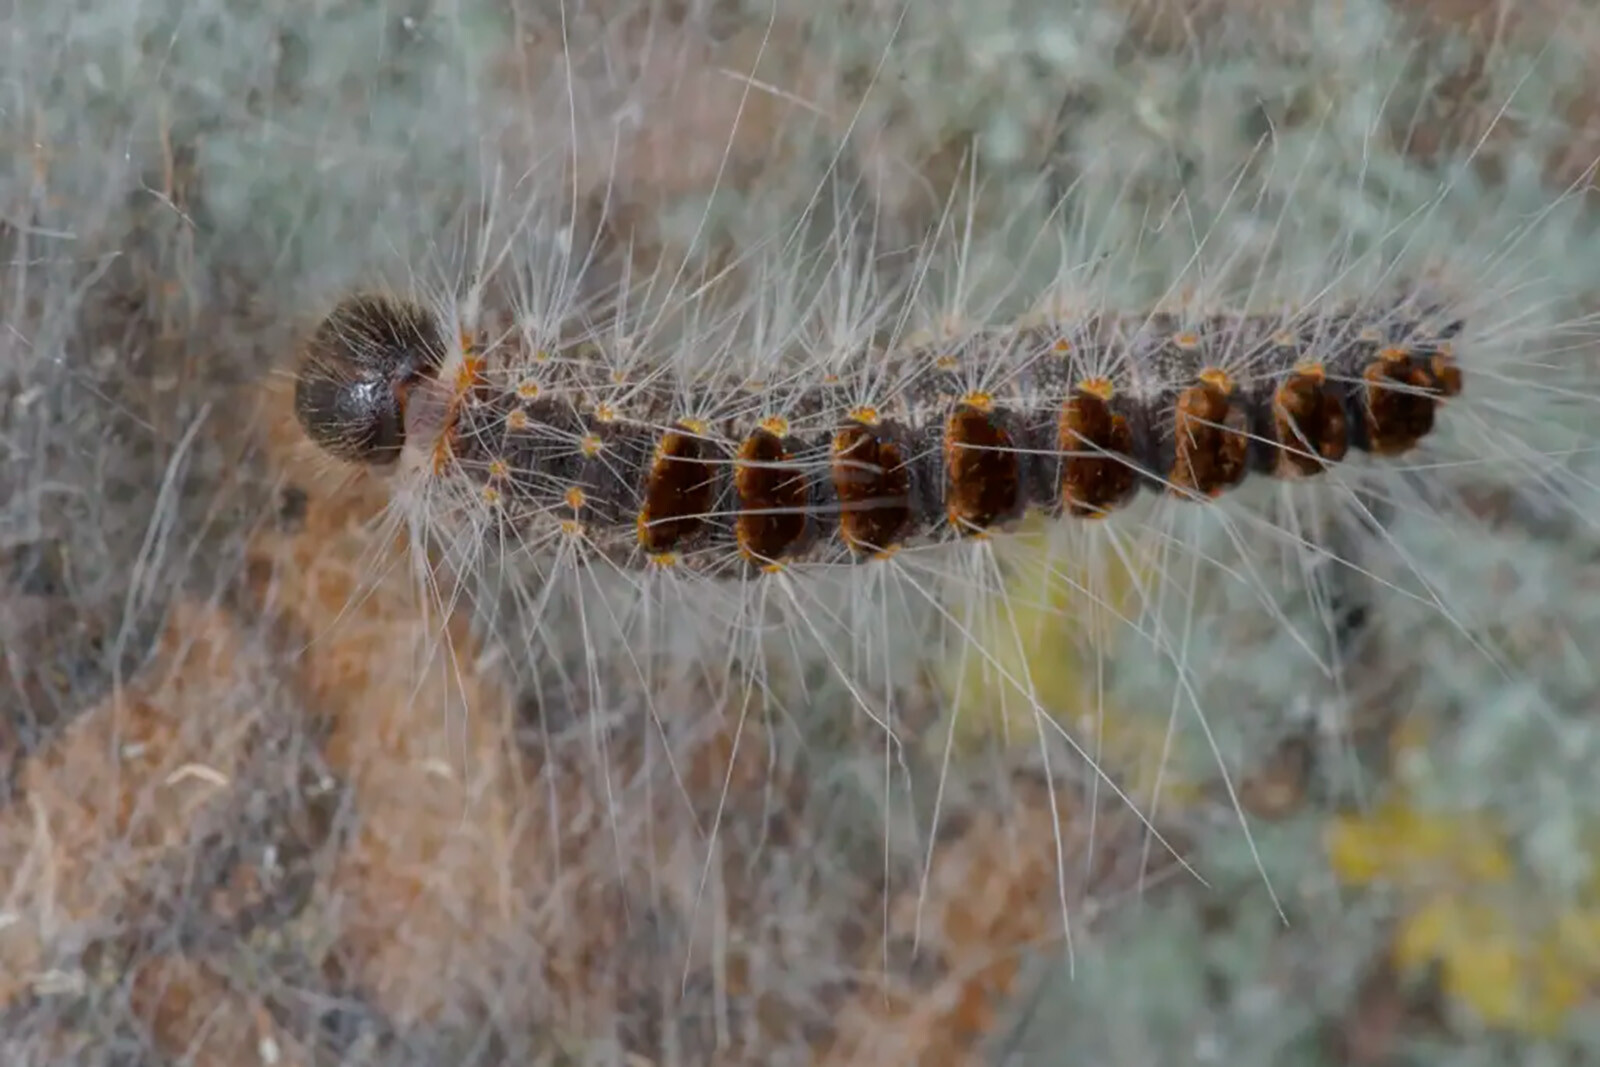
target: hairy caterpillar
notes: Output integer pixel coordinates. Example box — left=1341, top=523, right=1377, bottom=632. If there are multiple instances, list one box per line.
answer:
left=7, top=0, right=1600, bottom=1060
left=267, top=0, right=1600, bottom=1053
left=294, top=290, right=1463, bottom=578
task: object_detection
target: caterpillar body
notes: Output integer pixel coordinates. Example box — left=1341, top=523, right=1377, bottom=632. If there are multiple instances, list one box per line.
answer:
left=269, top=0, right=1600, bottom=1044
left=294, top=291, right=1463, bottom=580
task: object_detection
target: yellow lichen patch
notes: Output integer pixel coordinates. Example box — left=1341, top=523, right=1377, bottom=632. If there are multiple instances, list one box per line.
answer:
left=1326, top=718, right=1600, bottom=1036
left=1325, top=801, right=1514, bottom=889
left=933, top=519, right=1203, bottom=807
left=1389, top=893, right=1600, bottom=1036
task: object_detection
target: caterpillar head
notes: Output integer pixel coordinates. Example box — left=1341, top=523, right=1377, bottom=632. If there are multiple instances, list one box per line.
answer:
left=293, top=294, right=446, bottom=466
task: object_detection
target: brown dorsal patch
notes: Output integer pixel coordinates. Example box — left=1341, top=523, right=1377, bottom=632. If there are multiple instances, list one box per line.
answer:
left=1170, top=368, right=1250, bottom=497
left=1059, top=378, right=1137, bottom=517
left=637, top=422, right=718, bottom=553
left=944, top=396, right=1021, bottom=535
left=735, top=427, right=810, bottom=565
left=1272, top=364, right=1350, bottom=477
left=832, top=421, right=912, bottom=555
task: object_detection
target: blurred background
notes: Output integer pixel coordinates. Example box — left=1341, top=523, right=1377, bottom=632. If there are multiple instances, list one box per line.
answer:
left=2, top=1, right=1599, bottom=1064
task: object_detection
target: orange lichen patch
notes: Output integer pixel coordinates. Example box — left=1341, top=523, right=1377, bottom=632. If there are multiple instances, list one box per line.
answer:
left=1389, top=1, right=1600, bottom=189
left=0, top=600, right=263, bottom=1010
left=496, top=17, right=828, bottom=225
left=251, top=385, right=527, bottom=1030
left=128, top=956, right=308, bottom=1067
left=257, top=375, right=794, bottom=1049
left=822, top=784, right=1148, bottom=1066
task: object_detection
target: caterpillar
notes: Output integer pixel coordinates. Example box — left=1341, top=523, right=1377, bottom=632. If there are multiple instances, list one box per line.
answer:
left=264, top=0, right=1600, bottom=1052
left=8, top=0, right=1600, bottom=1059
left=294, top=291, right=1463, bottom=578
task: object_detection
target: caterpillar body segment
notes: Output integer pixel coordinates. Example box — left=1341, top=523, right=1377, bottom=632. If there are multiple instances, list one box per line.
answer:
left=294, top=292, right=1465, bottom=577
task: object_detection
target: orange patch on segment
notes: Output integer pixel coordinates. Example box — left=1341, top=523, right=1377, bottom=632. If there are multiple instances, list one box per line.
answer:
left=1060, top=386, right=1137, bottom=516
left=1171, top=372, right=1249, bottom=497
left=734, top=428, right=809, bottom=563
left=958, top=391, right=995, bottom=412
left=1430, top=345, right=1465, bottom=398
left=944, top=404, right=1019, bottom=533
left=1363, top=353, right=1442, bottom=456
left=1272, top=365, right=1349, bottom=477
left=637, top=425, right=716, bottom=553
left=832, top=423, right=910, bottom=553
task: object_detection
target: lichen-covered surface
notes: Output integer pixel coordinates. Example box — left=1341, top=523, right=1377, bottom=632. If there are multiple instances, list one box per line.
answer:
left=3, top=1, right=1599, bottom=1064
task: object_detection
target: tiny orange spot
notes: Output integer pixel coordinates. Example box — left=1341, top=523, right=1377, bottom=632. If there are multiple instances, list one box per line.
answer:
left=1078, top=376, right=1115, bottom=401
left=431, top=436, right=454, bottom=476
left=454, top=355, right=485, bottom=396
left=960, top=391, right=995, bottom=412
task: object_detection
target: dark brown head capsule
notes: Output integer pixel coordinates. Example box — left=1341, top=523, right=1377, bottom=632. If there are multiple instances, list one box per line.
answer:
left=293, top=294, right=447, bottom=465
